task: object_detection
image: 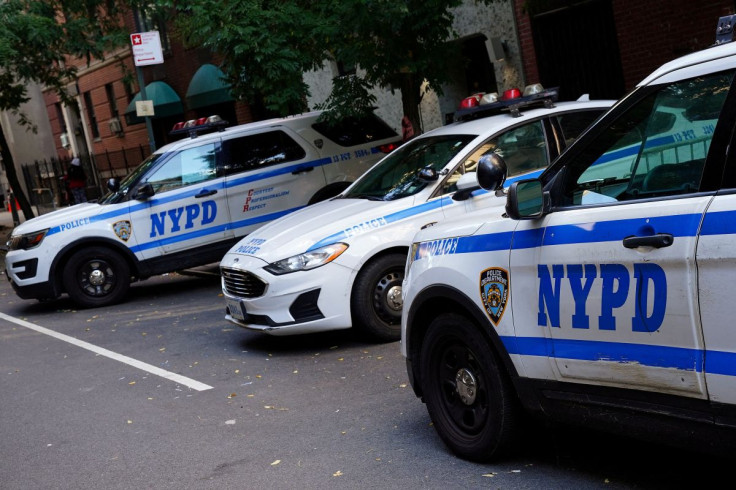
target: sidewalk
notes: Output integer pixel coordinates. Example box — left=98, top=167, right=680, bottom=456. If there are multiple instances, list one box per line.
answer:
left=0, top=209, right=25, bottom=251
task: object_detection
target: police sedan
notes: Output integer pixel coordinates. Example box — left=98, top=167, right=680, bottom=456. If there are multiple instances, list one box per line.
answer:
left=220, top=89, right=613, bottom=341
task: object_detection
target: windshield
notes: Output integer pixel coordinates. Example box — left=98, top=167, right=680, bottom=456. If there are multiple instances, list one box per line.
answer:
left=343, top=135, right=475, bottom=201
left=99, top=152, right=166, bottom=204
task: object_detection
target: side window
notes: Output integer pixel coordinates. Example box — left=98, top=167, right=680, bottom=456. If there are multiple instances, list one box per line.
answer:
left=145, top=143, right=217, bottom=193
left=312, top=114, right=398, bottom=146
left=440, top=120, right=549, bottom=195
left=556, top=110, right=604, bottom=145
left=567, top=70, right=733, bottom=206
left=222, top=131, right=306, bottom=175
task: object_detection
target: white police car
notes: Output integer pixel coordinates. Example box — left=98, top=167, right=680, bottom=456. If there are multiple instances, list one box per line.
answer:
left=220, top=90, right=613, bottom=341
left=4, top=111, right=400, bottom=307
left=402, top=20, right=736, bottom=461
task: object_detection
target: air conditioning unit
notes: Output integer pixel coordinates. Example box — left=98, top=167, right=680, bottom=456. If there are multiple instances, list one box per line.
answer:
left=108, top=117, right=123, bottom=136
left=60, top=132, right=71, bottom=149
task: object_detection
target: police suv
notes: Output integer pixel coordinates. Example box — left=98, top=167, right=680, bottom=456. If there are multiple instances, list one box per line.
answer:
left=4, top=111, right=399, bottom=307
left=401, top=20, right=736, bottom=461
left=220, top=89, right=613, bottom=341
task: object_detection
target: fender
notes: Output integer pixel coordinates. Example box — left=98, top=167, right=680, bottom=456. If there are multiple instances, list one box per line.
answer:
left=50, top=237, right=142, bottom=294
left=405, top=284, right=520, bottom=398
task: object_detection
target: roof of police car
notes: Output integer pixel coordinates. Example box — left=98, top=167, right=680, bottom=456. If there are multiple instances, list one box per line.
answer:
left=424, top=99, right=615, bottom=138
left=640, top=40, right=736, bottom=86
left=153, top=111, right=325, bottom=154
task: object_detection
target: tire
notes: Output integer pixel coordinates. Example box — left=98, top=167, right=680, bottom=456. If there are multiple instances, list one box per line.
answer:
left=351, top=253, right=405, bottom=342
left=62, top=247, right=131, bottom=308
left=420, top=313, right=519, bottom=461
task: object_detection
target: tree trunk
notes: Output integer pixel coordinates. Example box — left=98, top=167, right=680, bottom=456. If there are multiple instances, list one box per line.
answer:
left=399, top=73, right=423, bottom=138
left=0, top=124, right=35, bottom=220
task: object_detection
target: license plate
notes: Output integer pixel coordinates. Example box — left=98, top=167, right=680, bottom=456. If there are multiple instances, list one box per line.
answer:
left=226, top=298, right=246, bottom=321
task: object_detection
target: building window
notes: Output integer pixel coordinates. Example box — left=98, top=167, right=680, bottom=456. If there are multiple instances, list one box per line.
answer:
left=105, top=83, right=119, bottom=119
left=54, top=103, right=67, bottom=133
left=84, top=91, right=100, bottom=139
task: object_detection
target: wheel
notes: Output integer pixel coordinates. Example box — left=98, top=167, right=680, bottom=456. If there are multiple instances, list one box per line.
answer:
left=351, top=253, right=405, bottom=342
left=420, top=313, right=520, bottom=461
left=62, top=247, right=130, bottom=308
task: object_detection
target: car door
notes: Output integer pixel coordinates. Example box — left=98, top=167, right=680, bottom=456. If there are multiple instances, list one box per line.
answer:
left=508, top=69, right=735, bottom=398
left=221, top=128, right=326, bottom=239
left=131, top=140, right=232, bottom=256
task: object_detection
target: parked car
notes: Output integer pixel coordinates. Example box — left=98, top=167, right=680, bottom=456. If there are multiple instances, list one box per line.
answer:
left=4, top=111, right=400, bottom=307
left=220, top=87, right=613, bottom=341
left=401, top=18, right=736, bottom=461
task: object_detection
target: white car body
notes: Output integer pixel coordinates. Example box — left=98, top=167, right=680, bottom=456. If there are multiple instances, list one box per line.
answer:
left=402, top=32, right=736, bottom=460
left=221, top=98, right=614, bottom=340
left=5, top=111, right=399, bottom=307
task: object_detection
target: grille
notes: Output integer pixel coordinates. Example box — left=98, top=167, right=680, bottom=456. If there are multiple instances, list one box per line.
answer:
left=221, top=267, right=267, bottom=298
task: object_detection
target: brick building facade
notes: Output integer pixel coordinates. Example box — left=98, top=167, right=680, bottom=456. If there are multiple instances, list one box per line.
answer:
left=514, top=0, right=735, bottom=100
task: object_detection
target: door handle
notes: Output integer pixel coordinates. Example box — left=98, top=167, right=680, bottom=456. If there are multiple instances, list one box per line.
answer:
left=292, top=166, right=314, bottom=175
left=622, top=233, right=673, bottom=249
left=195, top=189, right=217, bottom=198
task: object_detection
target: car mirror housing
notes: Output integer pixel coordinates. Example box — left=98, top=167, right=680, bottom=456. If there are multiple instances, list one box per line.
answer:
left=477, top=153, right=507, bottom=191
left=133, top=183, right=155, bottom=201
left=506, top=179, right=546, bottom=220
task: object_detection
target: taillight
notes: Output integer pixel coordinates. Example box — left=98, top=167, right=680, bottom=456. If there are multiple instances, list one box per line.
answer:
left=378, top=143, right=398, bottom=153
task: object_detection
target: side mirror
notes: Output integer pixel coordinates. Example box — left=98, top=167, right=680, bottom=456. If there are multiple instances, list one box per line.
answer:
left=477, top=153, right=507, bottom=191
left=133, top=183, right=155, bottom=200
left=107, top=178, right=120, bottom=193
left=506, top=179, right=545, bottom=220
left=417, top=166, right=438, bottom=182
left=452, top=172, right=480, bottom=201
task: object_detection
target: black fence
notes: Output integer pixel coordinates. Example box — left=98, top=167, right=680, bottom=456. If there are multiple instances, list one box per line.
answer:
left=20, top=145, right=151, bottom=214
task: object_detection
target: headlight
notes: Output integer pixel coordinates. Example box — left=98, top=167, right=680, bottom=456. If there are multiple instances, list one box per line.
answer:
left=8, top=229, right=49, bottom=251
left=263, top=243, right=349, bottom=275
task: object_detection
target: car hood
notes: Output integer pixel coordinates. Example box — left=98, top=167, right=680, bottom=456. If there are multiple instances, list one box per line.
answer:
left=226, top=196, right=422, bottom=262
left=10, top=202, right=103, bottom=235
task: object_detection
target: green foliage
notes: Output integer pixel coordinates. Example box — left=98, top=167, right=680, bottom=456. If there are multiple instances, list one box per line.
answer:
left=164, top=0, right=499, bottom=125
left=0, top=0, right=129, bottom=117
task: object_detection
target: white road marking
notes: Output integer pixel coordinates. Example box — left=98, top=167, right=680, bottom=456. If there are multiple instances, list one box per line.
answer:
left=0, top=312, right=213, bottom=391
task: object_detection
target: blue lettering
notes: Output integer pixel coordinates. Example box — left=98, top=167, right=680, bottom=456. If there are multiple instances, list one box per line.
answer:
left=150, top=211, right=166, bottom=238
left=538, top=264, right=564, bottom=328
left=167, top=207, right=184, bottom=232
left=184, top=204, right=200, bottom=229
left=202, top=200, right=216, bottom=225
left=599, top=264, right=629, bottom=331
left=568, top=264, right=596, bottom=329
left=632, top=263, right=667, bottom=332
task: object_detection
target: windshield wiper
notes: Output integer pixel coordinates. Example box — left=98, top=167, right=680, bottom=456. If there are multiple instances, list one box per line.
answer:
left=347, top=193, right=386, bottom=201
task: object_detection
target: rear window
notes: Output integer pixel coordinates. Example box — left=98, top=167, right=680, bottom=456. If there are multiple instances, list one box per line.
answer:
left=312, top=114, right=398, bottom=147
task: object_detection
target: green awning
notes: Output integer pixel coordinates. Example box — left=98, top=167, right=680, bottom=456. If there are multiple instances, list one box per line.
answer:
left=124, top=81, right=184, bottom=125
left=185, top=64, right=234, bottom=110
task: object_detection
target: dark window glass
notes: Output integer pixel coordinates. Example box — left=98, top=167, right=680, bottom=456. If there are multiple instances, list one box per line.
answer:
left=105, top=83, right=119, bottom=119
left=222, top=131, right=306, bottom=175
left=555, top=109, right=605, bottom=145
left=84, top=91, right=100, bottom=139
left=312, top=114, right=397, bottom=147
left=564, top=70, right=734, bottom=206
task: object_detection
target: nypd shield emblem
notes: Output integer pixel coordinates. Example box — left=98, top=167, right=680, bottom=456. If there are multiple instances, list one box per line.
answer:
left=113, top=220, right=132, bottom=242
left=479, top=267, right=509, bottom=326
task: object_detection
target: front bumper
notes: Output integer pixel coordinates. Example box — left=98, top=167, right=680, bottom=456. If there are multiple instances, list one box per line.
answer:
left=221, top=255, right=355, bottom=336
left=4, top=252, right=58, bottom=300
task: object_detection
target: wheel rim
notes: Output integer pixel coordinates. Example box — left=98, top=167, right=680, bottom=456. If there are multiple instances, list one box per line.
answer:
left=77, top=258, right=117, bottom=298
left=371, top=269, right=403, bottom=324
left=435, top=342, right=489, bottom=436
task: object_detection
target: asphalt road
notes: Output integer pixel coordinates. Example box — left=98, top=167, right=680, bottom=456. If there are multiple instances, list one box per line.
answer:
left=1, top=259, right=734, bottom=489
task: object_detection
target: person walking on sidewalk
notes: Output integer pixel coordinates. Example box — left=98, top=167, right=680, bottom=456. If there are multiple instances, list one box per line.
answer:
left=67, top=157, right=87, bottom=204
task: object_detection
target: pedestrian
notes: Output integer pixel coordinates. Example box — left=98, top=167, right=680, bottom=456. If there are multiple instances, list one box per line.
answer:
left=401, top=116, right=415, bottom=142
left=67, top=157, right=87, bottom=204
